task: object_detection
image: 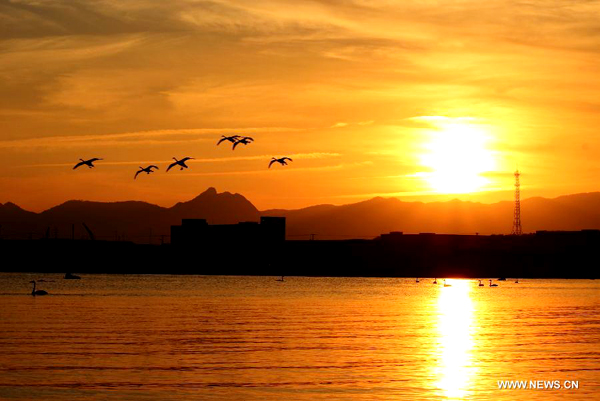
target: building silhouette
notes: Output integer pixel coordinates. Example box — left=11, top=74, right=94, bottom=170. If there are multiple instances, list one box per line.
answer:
left=1, top=217, right=599, bottom=278
left=170, top=216, right=286, bottom=246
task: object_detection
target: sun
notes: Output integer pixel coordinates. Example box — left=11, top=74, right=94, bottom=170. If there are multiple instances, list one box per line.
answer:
left=418, top=121, right=496, bottom=194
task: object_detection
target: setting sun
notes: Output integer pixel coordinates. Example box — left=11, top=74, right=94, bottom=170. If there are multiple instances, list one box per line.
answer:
left=418, top=120, right=497, bottom=194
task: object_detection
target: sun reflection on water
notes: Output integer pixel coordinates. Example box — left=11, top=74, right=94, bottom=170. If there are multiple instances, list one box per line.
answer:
left=435, top=279, right=477, bottom=399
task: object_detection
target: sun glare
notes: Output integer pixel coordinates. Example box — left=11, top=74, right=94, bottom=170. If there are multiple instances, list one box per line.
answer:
left=419, top=122, right=497, bottom=194
left=435, top=279, right=477, bottom=399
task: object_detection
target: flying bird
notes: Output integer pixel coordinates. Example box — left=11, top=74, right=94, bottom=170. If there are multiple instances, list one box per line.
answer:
left=269, top=157, right=293, bottom=168
left=167, top=157, right=194, bottom=172
left=217, top=135, right=241, bottom=146
left=134, top=165, right=159, bottom=179
left=73, top=158, right=102, bottom=169
left=232, top=136, right=254, bottom=150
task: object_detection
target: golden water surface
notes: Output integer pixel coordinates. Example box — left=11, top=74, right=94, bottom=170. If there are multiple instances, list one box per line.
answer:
left=0, top=274, right=599, bottom=400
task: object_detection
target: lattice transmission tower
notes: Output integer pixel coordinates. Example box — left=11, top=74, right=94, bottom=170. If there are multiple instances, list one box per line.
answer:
left=511, top=169, right=522, bottom=235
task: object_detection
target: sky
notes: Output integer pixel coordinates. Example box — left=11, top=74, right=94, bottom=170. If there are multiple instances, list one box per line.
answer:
left=1, top=0, right=600, bottom=211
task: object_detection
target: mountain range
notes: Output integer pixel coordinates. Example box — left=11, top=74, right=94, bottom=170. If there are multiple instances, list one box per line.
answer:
left=2, top=188, right=600, bottom=242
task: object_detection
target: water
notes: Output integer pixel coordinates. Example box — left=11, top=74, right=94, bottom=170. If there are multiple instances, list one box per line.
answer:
left=1, top=274, right=599, bottom=400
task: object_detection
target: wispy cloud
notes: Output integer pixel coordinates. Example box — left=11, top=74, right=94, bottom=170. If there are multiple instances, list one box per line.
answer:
left=21, top=152, right=341, bottom=168
left=171, top=160, right=368, bottom=177
left=331, top=122, right=348, bottom=128
left=0, top=127, right=303, bottom=149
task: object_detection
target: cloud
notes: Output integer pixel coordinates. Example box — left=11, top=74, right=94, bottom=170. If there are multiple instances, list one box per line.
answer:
left=172, top=160, right=367, bottom=177
left=0, top=126, right=304, bottom=149
left=20, top=152, right=341, bottom=168
left=2, top=0, right=600, bottom=209
left=331, top=122, right=348, bottom=128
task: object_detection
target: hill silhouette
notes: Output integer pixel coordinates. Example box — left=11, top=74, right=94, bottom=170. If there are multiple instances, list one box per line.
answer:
left=0, top=188, right=259, bottom=241
left=2, top=189, right=600, bottom=242
left=262, top=192, right=600, bottom=238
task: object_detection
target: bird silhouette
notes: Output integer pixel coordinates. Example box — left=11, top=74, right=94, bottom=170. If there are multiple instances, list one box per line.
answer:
left=443, top=279, right=452, bottom=287
left=30, top=280, right=48, bottom=296
left=232, top=136, right=254, bottom=150
left=269, top=157, right=293, bottom=168
left=166, top=157, right=194, bottom=172
left=134, top=165, right=159, bottom=179
left=217, top=135, right=241, bottom=146
left=489, top=280, right=498, bottom=287
left=478, top=280, right=484, bottom=287
left=73, top=158, right=102, bottom=169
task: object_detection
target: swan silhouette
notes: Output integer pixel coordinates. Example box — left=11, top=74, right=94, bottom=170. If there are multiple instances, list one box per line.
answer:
left=276, top=276, right=285, bottom=282
left=134, top=165, right=159, bottom=179
left=166, top=157, right=194, bottom=172
left=73, top=158, right=102, bottom=169
left=30, top=280, right=48, bottom=296
left=478, top=280, right=484, bottom=287
left=232, top=136, right=254, bottom=150
left=217, top=135, right=241, bottom=146
left=443, top=279, right=451, bottom=287
left=269, top=157, right=293, bottom=168
left=515, top=278, right=519, bottom=283
left=433, top=278, right=437, bottom=284
left=416, top=278, right=420, bottom=283
left=489, top=280, right=498, bottom=287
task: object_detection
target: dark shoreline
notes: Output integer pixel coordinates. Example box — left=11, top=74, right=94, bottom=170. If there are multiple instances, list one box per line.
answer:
left=2, top=272, right=596, bottom=280
left=2, top=231, right=599, bottom=279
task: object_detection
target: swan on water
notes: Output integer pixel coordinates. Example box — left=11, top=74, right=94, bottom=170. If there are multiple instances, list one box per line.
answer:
left=30, top=280, right=48, bottom=296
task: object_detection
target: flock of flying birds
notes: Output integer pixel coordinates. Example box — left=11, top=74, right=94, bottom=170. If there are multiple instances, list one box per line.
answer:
left=72, top=134, right=294, bottom=179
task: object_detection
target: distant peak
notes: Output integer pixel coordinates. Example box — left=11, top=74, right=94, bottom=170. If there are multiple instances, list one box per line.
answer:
left=202, top=187, right=218, bottom=196
left=2, top=201, right=23, bottom=210
left=183, top=187, right=252, bottom=205
left=187, top=187, right=219, bottom=202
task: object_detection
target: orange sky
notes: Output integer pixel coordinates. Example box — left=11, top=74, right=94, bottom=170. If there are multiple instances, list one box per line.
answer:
left=1, top=1, right=600, bottom=212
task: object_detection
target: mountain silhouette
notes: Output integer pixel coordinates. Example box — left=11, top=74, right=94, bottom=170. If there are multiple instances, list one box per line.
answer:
left=0, top=202, right=37, bottom=221
left=262, top=192, right=600, bottom=238
left=0, top=188, right=259, bottom=241
left=169, top=187, right=260, bottom=224
left=2, top=189, right=600, bottom=242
